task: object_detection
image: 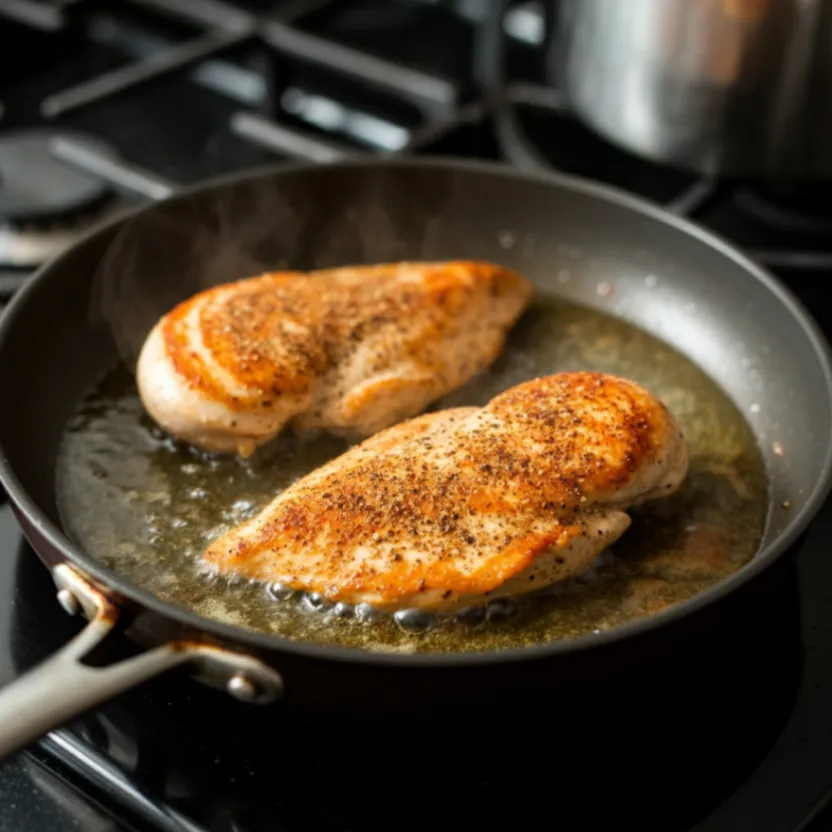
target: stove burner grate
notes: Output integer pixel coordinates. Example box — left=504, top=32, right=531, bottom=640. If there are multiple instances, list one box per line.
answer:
left=734, top=185, right=832, bottom=236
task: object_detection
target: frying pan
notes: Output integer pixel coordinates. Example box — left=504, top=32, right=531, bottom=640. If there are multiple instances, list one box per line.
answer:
left=0, top=158, right=830, bottom=762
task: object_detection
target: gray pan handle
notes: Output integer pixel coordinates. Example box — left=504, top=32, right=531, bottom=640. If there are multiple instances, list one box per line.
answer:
left=0, top=562, right=284, bottom=763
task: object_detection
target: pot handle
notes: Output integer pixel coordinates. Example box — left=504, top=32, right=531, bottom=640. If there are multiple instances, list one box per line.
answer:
left=0, top=563, right=284, bottom=763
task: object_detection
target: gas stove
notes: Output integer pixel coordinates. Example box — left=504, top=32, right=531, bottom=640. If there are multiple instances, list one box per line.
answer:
left=2, top=2, right=832, bottom=831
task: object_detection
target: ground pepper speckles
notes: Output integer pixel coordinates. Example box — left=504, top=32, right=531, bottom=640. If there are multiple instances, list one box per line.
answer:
left=145, top=261, right=531, bottom=455
left=203, top=372, right=689, bottom=612
left=58, top=294, right=768, bottom=654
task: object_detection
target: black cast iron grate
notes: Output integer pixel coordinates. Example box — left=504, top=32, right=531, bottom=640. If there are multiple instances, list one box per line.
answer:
left=1, top=0, right=831, bottom=307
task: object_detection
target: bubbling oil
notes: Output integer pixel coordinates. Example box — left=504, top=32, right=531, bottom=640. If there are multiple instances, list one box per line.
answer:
left=56, top=296, right=768, bottom=654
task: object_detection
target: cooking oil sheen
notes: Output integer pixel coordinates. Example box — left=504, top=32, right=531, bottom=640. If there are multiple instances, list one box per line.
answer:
left=57, top=296, right=768, bottom=654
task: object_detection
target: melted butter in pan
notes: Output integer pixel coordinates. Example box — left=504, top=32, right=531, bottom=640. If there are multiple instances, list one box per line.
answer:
left=56, top=296, right=768, bottom=654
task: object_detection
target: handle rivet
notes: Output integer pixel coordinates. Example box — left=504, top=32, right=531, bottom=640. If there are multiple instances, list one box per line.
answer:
left=227, top=673, right=260, bottom=702
left=56, top=588, right=81, bottom=617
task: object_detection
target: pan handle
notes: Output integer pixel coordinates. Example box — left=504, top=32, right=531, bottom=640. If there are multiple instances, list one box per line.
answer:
left=0, top=563, right=284, bottom=763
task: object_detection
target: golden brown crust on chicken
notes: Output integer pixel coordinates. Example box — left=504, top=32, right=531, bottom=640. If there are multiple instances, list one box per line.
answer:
left=137, top=261, right=531, bottom=455
left=203, top=372, right=689, bottom=611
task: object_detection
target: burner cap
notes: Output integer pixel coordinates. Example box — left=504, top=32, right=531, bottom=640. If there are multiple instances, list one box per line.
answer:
left=0, top=128, right=119, bottom=268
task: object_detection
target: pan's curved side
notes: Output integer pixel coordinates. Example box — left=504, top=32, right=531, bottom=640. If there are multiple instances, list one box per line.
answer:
left=0, top=158, right=829, bottom=673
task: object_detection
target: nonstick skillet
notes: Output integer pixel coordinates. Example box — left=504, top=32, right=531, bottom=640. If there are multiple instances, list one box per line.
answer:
left=0, top=158, right=830, bottom=762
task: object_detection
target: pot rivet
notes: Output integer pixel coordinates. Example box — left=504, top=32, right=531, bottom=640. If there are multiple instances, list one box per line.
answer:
left=227, top=673, right=260, bottom=703
left=56, top=588, right=81, bottom=617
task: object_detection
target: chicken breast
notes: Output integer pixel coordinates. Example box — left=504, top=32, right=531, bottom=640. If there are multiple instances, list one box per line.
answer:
left=136, top=260, right=531, bottom=456
left=203, top=372, right=689, bottom=613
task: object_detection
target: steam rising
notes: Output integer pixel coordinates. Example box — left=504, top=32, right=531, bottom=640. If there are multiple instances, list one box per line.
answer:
left=87, top=164, right=491, bottom=370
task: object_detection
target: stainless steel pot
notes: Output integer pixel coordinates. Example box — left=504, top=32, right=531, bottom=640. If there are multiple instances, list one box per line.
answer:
left=550, top=0, right=832, bottom=179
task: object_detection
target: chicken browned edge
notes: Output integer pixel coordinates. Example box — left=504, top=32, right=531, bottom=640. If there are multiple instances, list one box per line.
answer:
left=136, top=261, right=532, bottom=456
left=203, top=372, right=689, bottom=613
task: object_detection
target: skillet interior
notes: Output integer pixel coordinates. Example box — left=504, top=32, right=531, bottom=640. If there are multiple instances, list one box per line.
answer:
left=0, top=159, right=830, bottom=661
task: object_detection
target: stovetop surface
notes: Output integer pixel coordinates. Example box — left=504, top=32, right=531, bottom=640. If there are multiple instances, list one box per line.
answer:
left=4, top=497, right=832, bottom=832
left=3, top=1, right=832, bottom=830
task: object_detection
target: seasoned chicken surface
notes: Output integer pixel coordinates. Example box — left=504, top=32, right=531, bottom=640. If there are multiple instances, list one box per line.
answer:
left=203, top=372, right=689, bottom=612
left=137, top=261, right=530, bottom=456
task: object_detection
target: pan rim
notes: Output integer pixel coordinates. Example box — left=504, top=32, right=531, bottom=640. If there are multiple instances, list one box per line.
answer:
left=1, top=155, right=831, bottom=668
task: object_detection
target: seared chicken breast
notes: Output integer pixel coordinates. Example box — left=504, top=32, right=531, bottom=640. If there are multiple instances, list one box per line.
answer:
left=203, top=372, right=689, bottom=612
left=137, top=261, right=530, bottom=456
